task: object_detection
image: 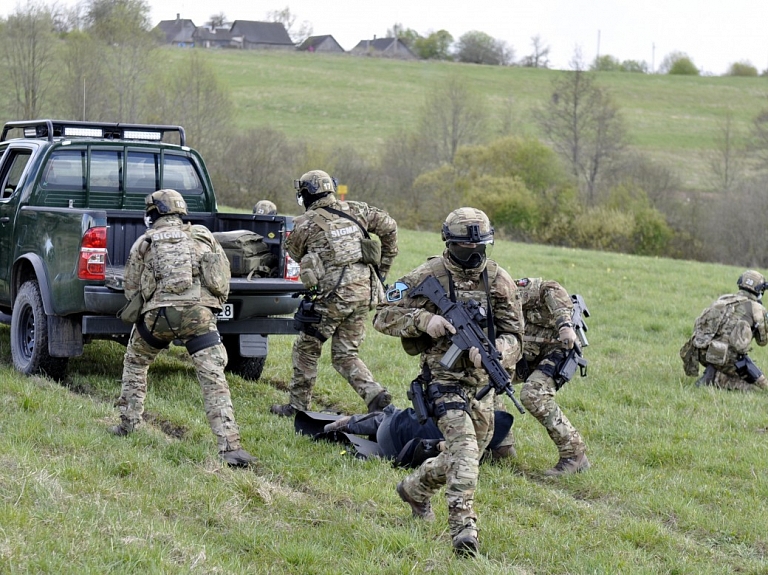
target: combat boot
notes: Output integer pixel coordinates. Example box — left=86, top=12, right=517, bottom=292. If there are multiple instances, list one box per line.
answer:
left=367, top=389, right=392, bottom=413
left=452, top=526, right=479, bottom=557
left=270, top=403, right=298, bottom=417
left=107, top=421, right=134, bottom=436
left=220, top=448, right=257, bottom=468
left=490, top=444, right=517, bottom=460
left=396, top=481, right=435, bottom=521
left=544, top=452, right=590, bottom=477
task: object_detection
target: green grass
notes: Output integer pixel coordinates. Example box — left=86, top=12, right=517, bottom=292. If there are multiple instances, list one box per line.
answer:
left=177, top=48, right=768, bottom=189
left=2, top=228, right=768, bottom=573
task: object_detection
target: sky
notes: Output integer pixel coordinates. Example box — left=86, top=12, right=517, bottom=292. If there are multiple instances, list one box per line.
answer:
left=3, top=0, right=768, bottom=74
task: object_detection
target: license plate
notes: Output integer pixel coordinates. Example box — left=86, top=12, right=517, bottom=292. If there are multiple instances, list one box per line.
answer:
left=216, top=303, right=234, bottom=321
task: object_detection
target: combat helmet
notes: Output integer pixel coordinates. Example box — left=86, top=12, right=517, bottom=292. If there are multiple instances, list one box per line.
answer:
left=737, top=270, right=766, bottom=296
left=145, top=189, right=187, bottom=217
left=442, top=207, right=494, bottom=269
left=294, top=170, right=337, bottom=196
left=253, top=199, right=277, bottom=215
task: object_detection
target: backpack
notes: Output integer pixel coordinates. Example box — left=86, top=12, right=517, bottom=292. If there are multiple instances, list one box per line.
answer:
left=212, top=230, right=278, bottom=278
left=692, top=294, right=746, bottom=349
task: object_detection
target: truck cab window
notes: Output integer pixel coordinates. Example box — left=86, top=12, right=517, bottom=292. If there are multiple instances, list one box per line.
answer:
left=90, top=150, right=122, bottom=192
left=0, top=149, right=32, bottom=200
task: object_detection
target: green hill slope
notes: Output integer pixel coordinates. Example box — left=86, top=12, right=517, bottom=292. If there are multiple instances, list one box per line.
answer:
left=1, top=229, right=766, bottom=573
left=186, top=48, right=768, bottom=190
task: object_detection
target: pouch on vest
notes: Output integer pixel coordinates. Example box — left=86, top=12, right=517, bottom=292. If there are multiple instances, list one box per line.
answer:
left=705, top=340, right=729, bottom=366
left=117, top=294, right=143, bottom=325
left=401, top=333, right=432, bottom=356
left=199, top=251, right=230, bottom=298
left=361, top=237, right=382, bottom=266
left=692, top=296, right=742, bottom=349
left=679, top=338, right=699, bottom=377
left=299, top=252, right=325, bottom=288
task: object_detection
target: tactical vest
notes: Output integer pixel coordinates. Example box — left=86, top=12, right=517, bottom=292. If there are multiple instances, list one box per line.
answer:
left=692, top=293, right=749, bottom=350
left=145, top=223, right=201, bottom=304
left=308, top=207, right=364, bottom=266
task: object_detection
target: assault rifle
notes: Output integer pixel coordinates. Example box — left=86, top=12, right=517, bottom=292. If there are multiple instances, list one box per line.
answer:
left=411, top=275, right=525, bottom=414
left=554, top=344, right=588, bottom=390
left=570, top=294, right=590, bottom=348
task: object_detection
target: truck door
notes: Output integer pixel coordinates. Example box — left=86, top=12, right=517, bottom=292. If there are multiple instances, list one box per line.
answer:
left=0, top=145, right=33, bottom=301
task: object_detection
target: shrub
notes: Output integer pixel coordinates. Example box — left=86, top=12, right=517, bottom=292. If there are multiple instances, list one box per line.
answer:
left=463, top=175, right=541, bottom=240
left=726, top=61, right=758, bottom=77
left=571, top=206, right=634, bottom=251
left=668, top=57, right=699, bottom=76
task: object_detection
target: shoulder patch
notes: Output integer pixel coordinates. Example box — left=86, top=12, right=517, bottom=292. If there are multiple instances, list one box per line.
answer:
left=516, top=278, right=530, bottom=287
left=386, top=281, right=409, bottom=302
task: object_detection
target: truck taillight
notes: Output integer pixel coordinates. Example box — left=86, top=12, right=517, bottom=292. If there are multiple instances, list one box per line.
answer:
left=78, top=226, right=108, bottom=280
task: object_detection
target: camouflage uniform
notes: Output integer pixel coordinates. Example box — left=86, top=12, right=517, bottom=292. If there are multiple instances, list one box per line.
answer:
left=283, top=191, right=398, bottom=412
left=680, top=271, right=768, bottom=391
left=115, top=195, right=249, bottom=460
left=513, top=278, right=588, bottom=468
left=374, top=239, right=523, bottom=552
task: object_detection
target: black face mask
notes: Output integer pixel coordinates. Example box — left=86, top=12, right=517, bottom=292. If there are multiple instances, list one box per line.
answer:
left=448, top=243, right=487, bottom=269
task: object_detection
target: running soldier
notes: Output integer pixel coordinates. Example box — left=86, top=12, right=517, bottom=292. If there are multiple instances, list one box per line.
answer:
left=373, top=207, right=524, bottom=557
left=270, top=170, right=398, bottom=416
left=680, top=270, right=768, bottom=391
left=513, top=277, right=590, bottom=476
left=109, top=189, right=256, bottom=468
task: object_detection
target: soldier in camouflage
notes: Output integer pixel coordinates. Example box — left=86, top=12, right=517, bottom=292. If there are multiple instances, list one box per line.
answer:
left=373, top=207, right=524, bottom=557
left=109, top=189, right=256, bottom=468
left=511, top=277, right=590, bottom=476
left=270, top=170, right=398, bottom=416
left=680, top=270, right=768, bottom=391
left=253, top=199, right=277, bottom=215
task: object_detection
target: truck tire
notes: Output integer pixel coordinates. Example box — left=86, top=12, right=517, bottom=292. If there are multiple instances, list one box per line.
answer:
left=223, top=336, right=266, bottom=381
left=11, top=280, right=69, bottom=380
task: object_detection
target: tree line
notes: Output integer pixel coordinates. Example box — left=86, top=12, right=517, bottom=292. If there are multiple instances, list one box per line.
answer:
left=3, top=1, right=768, bottom=267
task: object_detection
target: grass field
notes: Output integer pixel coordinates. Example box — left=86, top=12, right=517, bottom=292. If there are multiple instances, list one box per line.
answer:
left=1, top=227, right=767, bottom=573
left=174, top=48, right=768, bottom=189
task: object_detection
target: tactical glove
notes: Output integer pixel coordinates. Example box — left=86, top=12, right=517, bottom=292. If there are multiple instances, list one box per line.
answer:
left=559, top=324, right=577, bottom=350
left=426, top=314, right=456, bottom=338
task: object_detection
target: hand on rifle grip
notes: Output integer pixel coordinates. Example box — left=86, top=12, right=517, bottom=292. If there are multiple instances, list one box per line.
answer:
left=426, top=314, right=456, bottom=338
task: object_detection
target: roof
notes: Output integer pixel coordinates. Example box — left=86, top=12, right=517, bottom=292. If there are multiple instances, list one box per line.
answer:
left=351, top=37, right=416, bottom=58
left=296, top=35, right=344, bottom=51
left=155, top=18, right=196, bottom=44
left=229, top=20, right=293, bottom=46
left=193, top=26, right=235, bottom=42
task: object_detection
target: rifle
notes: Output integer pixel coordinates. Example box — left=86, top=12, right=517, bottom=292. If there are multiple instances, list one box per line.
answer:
left=410, top=275, right=525, bottom=414
left=570, top=294, right=590, bottom=348
left=554, top=345, right=588, bottom=390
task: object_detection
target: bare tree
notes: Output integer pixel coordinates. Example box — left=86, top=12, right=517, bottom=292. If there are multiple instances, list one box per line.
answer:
left=520, top=35, right=550, bottom=68
left=0, top=1, right=60, bottom=118
left=418, top=75, right=488, bottom=165
left=207, top=12, right=227, bottom=28
left=266, top=6, right=312, bottom=44
left=708, top=112, right=746, bottom=193
left=534, top=58, right=627, bottom=203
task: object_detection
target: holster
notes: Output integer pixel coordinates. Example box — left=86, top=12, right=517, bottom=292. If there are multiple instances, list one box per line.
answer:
left=293, top=297, right=326, bottom=342
left=735, top=355, right=763, bottom=383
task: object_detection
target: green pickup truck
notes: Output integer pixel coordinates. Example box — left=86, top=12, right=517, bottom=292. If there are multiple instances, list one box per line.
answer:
left=0, top=119, right=302, bottom=381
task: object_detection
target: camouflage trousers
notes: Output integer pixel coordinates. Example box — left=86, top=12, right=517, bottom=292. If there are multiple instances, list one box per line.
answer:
left=519, top=356, right=586, bottom=459
left=695, top=357, right=768, bottom=392
left=118, top=305, right=241, bottom=452
left=400, top=385, right=495, bottom=538
left=290, top=296, right=384, bottom=411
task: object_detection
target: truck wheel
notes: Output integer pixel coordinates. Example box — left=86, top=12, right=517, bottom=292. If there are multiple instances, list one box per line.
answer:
left=11, top=280, right=69, bottom=380
left=223, top=336, right=266, bottom=381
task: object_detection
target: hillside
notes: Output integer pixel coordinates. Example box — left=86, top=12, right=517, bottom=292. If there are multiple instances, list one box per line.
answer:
left=1, top=229, right=768, bottom=573
left=179, top=48, right=768, bottom=190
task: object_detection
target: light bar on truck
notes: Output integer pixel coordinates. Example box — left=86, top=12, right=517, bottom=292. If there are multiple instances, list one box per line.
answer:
left=64, top=127, right=103, bottom=138
left=124, top=130, right=162, bottom=141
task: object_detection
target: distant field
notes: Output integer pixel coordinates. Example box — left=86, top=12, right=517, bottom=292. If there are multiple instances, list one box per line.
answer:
left=165, top=47, right=768, bottom=189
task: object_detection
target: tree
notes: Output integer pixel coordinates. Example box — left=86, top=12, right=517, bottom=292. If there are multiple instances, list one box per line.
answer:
left=726, top=61, right=758, bottom=77
left=418, top=75, right=488, bottom=165
left=207, top=12, right=227, bottom=28
left=659, top=51, right=699, bottom=75
left=412, top=30, right=453, bottom=60
left=455, top=31, right=512, bottom=65
left=84, top=0, right=156, bottom=121
left=266, top=6, right=312, bottom=44
left=0, top=1, right=60, bottom=118
left=519, top=35, right=550, bottom=68
left=386, top=23, right=420, bottom=48
left=534, top=59, right=627, bottom=203
left=707, top=112, right=746, bottom=193
left=590, top=55, right=622, bottom=72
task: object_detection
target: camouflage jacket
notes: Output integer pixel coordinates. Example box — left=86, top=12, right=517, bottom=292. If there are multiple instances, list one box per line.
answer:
left=515, top=277, right=574, bottom=363
left=373, top=254, right=524, bottom=387
left=286, top=194, right=398, bottom=303
left=124, top=215, right=227, bottom=313
left=693, top=290, right=768, bottom=354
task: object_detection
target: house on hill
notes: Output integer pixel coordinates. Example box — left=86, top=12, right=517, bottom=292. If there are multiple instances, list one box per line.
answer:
left=155, top=14, right=196, bottom=47
left=296, top=35, right=344, bottom=53
left=193, top=26, right=235, bottom=49
left=350, top=37, right=416, bottom=59
left=229, top=20, right=294, bottom=50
